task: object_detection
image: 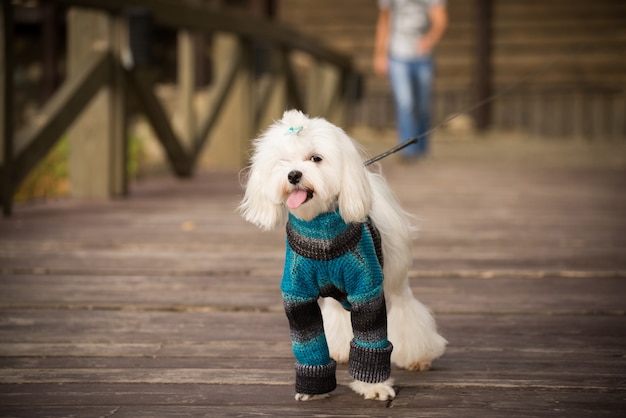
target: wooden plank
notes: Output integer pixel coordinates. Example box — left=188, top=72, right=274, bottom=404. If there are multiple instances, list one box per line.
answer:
left=2, top=350, right=623, bottom=378
left=0, top=275, right=624, bottom=315
left=0, top=310, right=290, bottom=346
left=0, top=399, right=621, bottom=418
left=0, top=309, right=624, bottom=413
left=1, top=137, right=625, bottom=417
left=0, top=393, right=623, bottom=418
left=0, top=368, right=293, bottom=385
left=0, top=316, right=624, bottom=416
left=1, top=349, right=624, bottom=389
left=1, top=142, right=625, bottom=272
left=0, top=341, right=291, bottom=359
left=1, top=310, right=623, bottom=355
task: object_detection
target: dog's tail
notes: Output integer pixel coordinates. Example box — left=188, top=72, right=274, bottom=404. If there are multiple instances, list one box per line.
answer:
left=387, top=287, right=448, bottom=369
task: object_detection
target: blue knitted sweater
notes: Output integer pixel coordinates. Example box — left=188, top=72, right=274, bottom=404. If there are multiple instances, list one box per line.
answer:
left=281, top=209, right=393, bottom=395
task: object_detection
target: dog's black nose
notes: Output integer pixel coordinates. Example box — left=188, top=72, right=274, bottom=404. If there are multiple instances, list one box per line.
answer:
left=288, top=170, right=302, bottom=185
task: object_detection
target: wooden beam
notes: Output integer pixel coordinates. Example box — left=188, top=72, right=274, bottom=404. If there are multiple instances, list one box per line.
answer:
left=0, top=1, right=13, bottom=216
left=44, top=0, right=353, bottom=71
left=27, top=0, right=357, bottom=177
left=126, top=68, right=192, bottom=177
left=13, top=50, right=111, bottom=191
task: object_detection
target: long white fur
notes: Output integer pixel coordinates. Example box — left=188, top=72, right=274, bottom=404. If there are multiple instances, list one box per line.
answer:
left=239, top=110, right=447, bottom=401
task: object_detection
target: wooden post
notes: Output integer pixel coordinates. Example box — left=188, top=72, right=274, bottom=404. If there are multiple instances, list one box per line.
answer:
left=200, top=35, right=253, bottom=169
left=305, top=59, right=349, bottom=126
left=110, top=14, right=127, bottom=196
left=177, top=30, right=196, bottom=151
left=41, top=3, right=60, bottom=105
left=280, top=46, right=303, bottom=112
left=230, top=37, right=254, bottom=167
left=474, top=0, right=492, bottom=132
left=67, top=8, right=126, bottom=199
left=330, top=70, right=350, bottom=128
left=613, top=93, right=625, bottom=141
left=573, top=92, right=584, bottom=139
left=256, top=48, right=287, bottom=131
left=306, top=58, right=323, bottom=117
left=191, top=0, right=209, bottom=87
left=1, top=1, right=14, bottom=216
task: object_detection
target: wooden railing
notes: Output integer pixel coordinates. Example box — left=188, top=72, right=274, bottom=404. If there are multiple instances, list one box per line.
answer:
left=0, top=0, right=360, bottom=215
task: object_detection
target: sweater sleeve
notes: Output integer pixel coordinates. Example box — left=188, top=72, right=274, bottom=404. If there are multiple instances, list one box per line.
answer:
left=283, top=296, right=337, bottom=395
left=344, top=223, right=393, bottom=384
left=348, top=291, right=393, bottom=384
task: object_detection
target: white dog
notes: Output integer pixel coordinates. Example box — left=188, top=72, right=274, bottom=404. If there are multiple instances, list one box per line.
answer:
left=239, top=110, right=446, bottom=401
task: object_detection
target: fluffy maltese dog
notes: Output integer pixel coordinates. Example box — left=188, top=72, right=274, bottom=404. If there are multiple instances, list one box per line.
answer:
left=239, top=110, right=446, bottom=401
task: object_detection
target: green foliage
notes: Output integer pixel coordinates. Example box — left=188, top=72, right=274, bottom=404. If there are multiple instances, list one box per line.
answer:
left=127, top=133, right=145, bottom=180
left=14, top=137, right=69, bottom=202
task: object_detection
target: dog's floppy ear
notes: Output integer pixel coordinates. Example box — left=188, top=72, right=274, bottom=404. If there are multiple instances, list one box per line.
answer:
left=238, top=147, right=287, bottom=231
left=337, top=130, right=372, bottom=223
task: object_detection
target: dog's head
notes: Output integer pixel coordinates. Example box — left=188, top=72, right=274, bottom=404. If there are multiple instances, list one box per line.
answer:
left=239, top=110, right=372, bottom=231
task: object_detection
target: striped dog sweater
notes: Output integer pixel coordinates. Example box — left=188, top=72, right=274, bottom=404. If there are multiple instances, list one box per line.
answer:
left=281, top=209, right=393, bottom=395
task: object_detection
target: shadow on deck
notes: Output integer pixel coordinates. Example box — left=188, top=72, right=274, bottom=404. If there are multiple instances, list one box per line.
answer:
left=1, top=134, right=625, bottom=417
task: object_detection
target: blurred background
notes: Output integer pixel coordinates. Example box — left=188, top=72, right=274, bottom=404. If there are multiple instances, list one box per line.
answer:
left=5, top=0, right=626, bottom=204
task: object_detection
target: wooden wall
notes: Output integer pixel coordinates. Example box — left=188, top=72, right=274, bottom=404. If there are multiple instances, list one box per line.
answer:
left=277, top=0, right=626, bottom=140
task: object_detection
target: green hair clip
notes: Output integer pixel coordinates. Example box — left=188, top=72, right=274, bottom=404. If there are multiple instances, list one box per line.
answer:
left=285, top=126, right=303, bottom=136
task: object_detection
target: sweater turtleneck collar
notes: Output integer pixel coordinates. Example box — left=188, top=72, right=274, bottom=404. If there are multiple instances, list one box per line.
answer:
left=286, top=210, right=363, bottom=261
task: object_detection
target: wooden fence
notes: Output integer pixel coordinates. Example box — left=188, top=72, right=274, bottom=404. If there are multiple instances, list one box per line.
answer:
left=0, top=0, right=360, bottom=216
left=354, top=87, right=626, bottom=141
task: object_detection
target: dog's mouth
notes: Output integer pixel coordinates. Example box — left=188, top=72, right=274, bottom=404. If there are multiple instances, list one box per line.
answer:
left=286, top=188, right=314, bottom=209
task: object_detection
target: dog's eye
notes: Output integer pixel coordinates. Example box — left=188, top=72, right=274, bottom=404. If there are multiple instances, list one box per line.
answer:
left=310, top=155, right=323, bottom=163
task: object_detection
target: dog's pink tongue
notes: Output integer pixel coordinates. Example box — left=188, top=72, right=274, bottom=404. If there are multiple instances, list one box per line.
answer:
left=287, top=189, right=308, bottom=209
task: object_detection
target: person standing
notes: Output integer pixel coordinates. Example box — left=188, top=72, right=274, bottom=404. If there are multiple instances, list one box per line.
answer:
left=374, top=0, right=448, bottom=159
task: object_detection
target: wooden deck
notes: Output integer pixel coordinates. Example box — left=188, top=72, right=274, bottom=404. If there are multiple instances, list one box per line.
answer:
left=1, top=136, right=625, bottom=417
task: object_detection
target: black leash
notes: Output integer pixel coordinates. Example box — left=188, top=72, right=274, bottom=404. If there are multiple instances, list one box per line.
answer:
left=364, top=137, right=421, bottom=166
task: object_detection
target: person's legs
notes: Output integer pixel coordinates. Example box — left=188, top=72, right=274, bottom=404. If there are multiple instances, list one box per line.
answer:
left=412, top=56, right=433, bottom=155
left=388, top=57, right=421, bottom=157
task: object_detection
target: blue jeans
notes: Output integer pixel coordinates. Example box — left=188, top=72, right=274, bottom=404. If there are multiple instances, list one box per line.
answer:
left=388, top=55, right=433, bottom=157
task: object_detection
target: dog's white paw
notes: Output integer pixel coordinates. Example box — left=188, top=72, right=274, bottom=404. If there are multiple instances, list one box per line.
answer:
left=349, top=378, right=395, bottom=401
left=295, top=393, right=330, bottom=401
left=407, top=360, right=432, bottom=371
